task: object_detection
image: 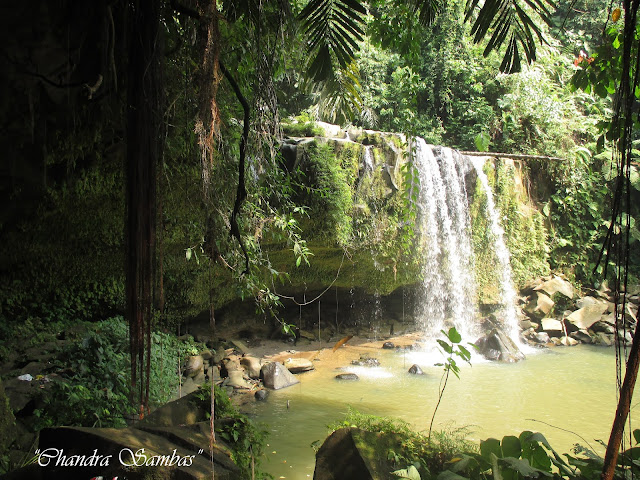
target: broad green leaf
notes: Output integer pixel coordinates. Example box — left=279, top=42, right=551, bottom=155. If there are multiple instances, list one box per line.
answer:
left=481, top=438, right=502, bottom=461
left=185, top=248, right=192, bottom=260
left=499, top=457, right=553, bottom=477
left=437, top=470, right=468, bottom=480
left=501, top=436, right=522, bottom=458
left=457, top=345, right=472, bottom=362
left=393, top=465, right=421, bottom=480
left=621, top=447, right=640, bottom=462
left=437, top=339, right=453, bottom=354
left=447, top=454, right=478, bottom=473
left=630, top=166, right=640, bottom=191
left=447, top=327, right=462, bottom=343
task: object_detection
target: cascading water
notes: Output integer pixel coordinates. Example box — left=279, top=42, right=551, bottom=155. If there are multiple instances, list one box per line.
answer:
left=413, top=138, right=519, bottom=342
left=413, top=138, right=477, bottom=340
left=470, top=157, right=520, bottom=339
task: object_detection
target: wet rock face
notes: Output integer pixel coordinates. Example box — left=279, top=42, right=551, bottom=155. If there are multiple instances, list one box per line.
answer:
left=475, top=328, right=525, bottom=363
left=184, top=355, right=204, bottom=378
left=408, top=364, right=424, bottom=375
left=335, top=373, right=359, bottom=381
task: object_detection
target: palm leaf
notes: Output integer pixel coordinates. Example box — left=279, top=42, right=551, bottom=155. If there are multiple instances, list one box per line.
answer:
left=465, top=0, right=556, bottom=73
left=299, top=0, right=367, bottom=81
left=313, top=61, right=362, bottom=124
left=409, top=0, right=445, bottom=26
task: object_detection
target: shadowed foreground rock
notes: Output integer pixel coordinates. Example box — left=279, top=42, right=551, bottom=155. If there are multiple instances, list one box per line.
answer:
left=3, top=392, right=240, bottom=480
left=314, top=427, right=403, bottom=480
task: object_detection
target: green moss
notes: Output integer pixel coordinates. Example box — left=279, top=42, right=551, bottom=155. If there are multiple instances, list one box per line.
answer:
left=470, top=159, right=549, bottom=303
left=281, top=113, right=325, bottom=137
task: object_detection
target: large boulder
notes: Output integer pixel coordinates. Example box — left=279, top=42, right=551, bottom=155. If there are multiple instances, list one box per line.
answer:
left=594, top=332, right=614, bottom=346
left=183, top=355, right=204, bottom=378
left=261, top=362, right=300, bottom=390
left=524, top=292, right=554, bottom=318
left=283, top=357, right=315, bottom=373
left=4, top=419, right=239, bottom=480
left=314, top=427, right=405, bottom=480
left=564, top=303, right=608, bottom=332
left=240, top=356, right=262, bottom=379
left=223, top=370, right=251, bottom=389
left=540, top=318, right=564, bottom=337
left=474, top=328, right=525, bottom=363
left=534, top=275, right=574, bottom=299
left=570, top=330, right=593, bottom=344
left=139, top=391, right=208, bottom=427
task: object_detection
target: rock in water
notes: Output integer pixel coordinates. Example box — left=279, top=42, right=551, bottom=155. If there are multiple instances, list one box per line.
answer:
left=261, top=362, right=300, bottom=390
left=382, top=341, right=395, bottom=349
left=351, top=355, right=380, bottom=367
left=284, top=357, right=315, bottom=373
left=475, top=328, right=525, bottom=363
left=335, top=373, right=359, bottom=380
left=255, top=389, right=268, bottom=401
left=408, top=364, right=423, bottom=375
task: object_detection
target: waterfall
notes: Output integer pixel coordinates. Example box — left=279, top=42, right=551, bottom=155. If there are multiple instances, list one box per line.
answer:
left=362, top=145, right=374, bottom=172
left=413, top=138, right=519, bottom=341
left=413, top=138, right=477, bottom=340
left=470, top=157, right=520, bottom=339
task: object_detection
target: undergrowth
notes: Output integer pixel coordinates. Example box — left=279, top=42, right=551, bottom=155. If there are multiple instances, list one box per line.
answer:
left=327, top=408, right=640, bottom=480
left=33, top=316, right=199, bottom=429
left=192, top=383, right=270, bottom=479
left=328, top=408, right=476, bottom=477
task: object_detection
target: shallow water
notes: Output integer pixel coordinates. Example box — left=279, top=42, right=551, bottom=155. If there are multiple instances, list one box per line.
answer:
left=246, top=344, right=637, bottom=480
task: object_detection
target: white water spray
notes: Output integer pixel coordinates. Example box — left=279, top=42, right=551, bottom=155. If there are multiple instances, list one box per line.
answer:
left=413, top=138, right=477, bottom=340
left=413, top=138, right=520, bottom=343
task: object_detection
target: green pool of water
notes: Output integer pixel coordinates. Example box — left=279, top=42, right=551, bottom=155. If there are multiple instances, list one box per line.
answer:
left=246, top=344, right=636, bottom=480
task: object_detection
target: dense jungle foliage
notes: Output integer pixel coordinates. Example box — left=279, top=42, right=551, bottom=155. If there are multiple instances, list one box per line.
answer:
left=1, top=0, right=637, bottom=340
left=0, top=0, right=639, bottom=475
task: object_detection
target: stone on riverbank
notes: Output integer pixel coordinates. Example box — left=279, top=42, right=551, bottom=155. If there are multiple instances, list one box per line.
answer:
left=284, top=357, right=314, bottom=373
left=240, top=355, right=262, bottom=379
left=564, top=303, right=608, bottom=332
left=261, top=362, right=300, bottom=390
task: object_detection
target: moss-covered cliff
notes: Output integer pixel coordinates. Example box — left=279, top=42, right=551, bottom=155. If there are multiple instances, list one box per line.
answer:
left=0, top=119, right=552, bottom=340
